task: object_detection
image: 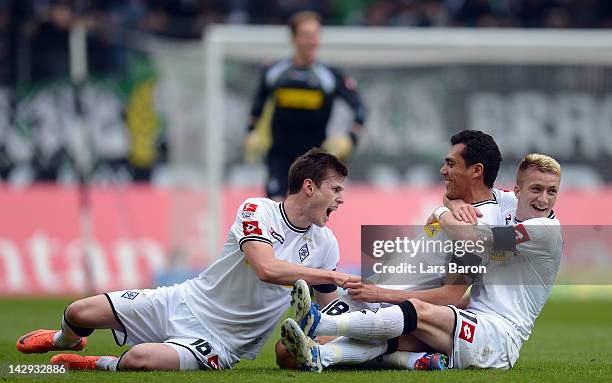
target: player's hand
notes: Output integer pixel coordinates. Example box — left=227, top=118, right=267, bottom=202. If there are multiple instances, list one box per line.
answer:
left=345, top=281, right=383, bottom=303
left=322, top=135, right=353, bottom=161
left=452, top=205, right=482, bottom=225
left=333, top=272, right=360, bottom=287
left=244, top=130, right=267, bottom=165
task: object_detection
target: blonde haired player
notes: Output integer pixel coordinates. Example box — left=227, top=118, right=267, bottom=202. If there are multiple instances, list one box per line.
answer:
left=283, top=153, right=562, bottom=372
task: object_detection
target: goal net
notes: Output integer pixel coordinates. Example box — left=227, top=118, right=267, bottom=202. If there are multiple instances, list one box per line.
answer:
left=206, top=26, right=612, bottom=190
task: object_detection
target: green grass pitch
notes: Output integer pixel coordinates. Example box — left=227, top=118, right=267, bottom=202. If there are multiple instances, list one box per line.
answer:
left=1, top=298, right=610, bottom=382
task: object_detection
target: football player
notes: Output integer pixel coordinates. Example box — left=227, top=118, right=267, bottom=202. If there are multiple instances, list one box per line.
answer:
left=276, top=130, right=518, bottom=370
left=16, top=149, right=359, bottom=372
left=282, top=153, right=562, bottom=372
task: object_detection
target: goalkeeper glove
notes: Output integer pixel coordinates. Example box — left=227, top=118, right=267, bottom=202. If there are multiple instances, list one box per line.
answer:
left=322, top=134, right=354, bottom=161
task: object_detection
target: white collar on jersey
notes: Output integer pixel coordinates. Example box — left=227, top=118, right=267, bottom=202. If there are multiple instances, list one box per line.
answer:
left=513, top=210, right=556, bottom=224
left=279, top=202, right=311, bottom=233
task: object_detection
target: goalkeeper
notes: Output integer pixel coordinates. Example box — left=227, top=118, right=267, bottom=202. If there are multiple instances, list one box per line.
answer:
left=245, top=10, right=366, bottom=201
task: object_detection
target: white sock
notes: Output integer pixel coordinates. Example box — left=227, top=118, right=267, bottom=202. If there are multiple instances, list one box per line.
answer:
left=52, top=317, right=82, bottom=348
left=319, top=337, right=388, bottom=367
left=314, top=306, right=405, bottom=340
left=370, top=351, right=427, bottom=370
left=96, top=356, right=119, bottom=371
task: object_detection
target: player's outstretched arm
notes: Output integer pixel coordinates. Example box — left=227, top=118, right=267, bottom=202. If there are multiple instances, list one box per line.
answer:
left=345, top=280, right=469, bottom=306
left=242, top=241, right=359, bottom=287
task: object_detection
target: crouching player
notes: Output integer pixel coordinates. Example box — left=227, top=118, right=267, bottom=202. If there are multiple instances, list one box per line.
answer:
left=16, top=149, right=358, bottom=372
left=282, top=153, right=562, bottom=372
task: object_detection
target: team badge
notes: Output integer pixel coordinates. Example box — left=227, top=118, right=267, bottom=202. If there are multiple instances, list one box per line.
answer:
left=121, top=291, right=139, bottom=300
left=459, top=320, right=475, bottom=343
left=299, top=243, right=309, bottom=262
left=243, top=221, right=262, bottom=236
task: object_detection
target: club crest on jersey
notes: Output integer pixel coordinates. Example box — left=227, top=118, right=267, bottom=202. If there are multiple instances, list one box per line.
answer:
left=121, top=291, right=139, bottom=300
left=299, top=243, right=310, bottom=262
left=269, top=227, right=284, bottom=244
left=243, top=221, right=262, bottom=236
left=459, top=321, right=475, bottom=343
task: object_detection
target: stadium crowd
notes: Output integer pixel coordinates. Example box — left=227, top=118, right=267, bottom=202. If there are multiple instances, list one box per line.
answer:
left=2, top=0, right=612, bottom=84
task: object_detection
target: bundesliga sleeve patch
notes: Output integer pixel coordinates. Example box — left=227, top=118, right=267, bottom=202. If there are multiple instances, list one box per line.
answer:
left=243, top=203, right=258, bottom=212
left=243, top=221, right=263, bottom=236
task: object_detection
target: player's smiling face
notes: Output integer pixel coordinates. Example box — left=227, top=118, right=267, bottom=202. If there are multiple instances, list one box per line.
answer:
left=514, top=169, right=560, bottom=221
left=440, top=143, right=474, bottom=200
left=309, top=173, right=345, bottom=227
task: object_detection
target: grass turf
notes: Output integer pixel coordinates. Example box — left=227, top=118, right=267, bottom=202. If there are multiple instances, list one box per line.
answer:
left=0, top=298, right=610, bottom=382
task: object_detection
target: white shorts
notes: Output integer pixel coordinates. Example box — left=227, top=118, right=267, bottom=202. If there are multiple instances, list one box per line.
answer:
left=447, top=305, right=520, bottom=370
left=105, top=286, right=240, bottom=371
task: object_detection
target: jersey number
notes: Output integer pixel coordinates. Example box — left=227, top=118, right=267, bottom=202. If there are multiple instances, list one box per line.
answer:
left=322, top=300, right=350, bottom=316
left=190, top=339, right=212, bottom=357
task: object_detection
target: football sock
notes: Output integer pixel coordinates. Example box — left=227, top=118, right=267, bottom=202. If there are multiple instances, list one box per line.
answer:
left=363, top=351, right=427, bottom=370
left=319, top=337, right=388, bottom=367
left=314, top=304, right=414, bottom=340
left=52, top=316, right=83, bottom=348
left=96, top=356, right=119, bottom=371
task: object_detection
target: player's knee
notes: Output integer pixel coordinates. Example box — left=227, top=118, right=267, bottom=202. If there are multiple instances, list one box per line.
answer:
left=64, top=299, right=91, bottom=327
left=120, top=345, right=155, bottom=371
left=275, top=340, right=297, bottom=370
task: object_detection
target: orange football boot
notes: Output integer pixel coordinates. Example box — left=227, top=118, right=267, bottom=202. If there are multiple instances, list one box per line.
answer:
left=50, top=354, right=103, bottom=370
left=16, top=329, right=87, bottom=354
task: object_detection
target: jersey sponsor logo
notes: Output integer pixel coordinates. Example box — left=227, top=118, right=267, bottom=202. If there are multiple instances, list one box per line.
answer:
left=243, top=203, right=258, bottom=212
left=243, top=221, right=263, bottom=236
left=269, top=227, right=284, bottom=244
left=299, top=243, right=310, bottom=262
left=275, top=88, right=324, bottom=109
left=505, top=213, right=512, bottom=226
left=459, top=320, right=475, bottom=343
left=514, top=224, right=531, bottom=244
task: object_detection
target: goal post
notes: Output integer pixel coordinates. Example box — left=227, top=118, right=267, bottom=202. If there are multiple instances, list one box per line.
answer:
left=203, top=25, right=612, bottom=195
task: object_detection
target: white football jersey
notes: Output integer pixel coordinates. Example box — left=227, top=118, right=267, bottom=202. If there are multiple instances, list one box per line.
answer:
left=376, top=188, right=517, bottom=290
left=467, top=214, right=563, bottom=348
left=177, top=198, right=339, bottom=359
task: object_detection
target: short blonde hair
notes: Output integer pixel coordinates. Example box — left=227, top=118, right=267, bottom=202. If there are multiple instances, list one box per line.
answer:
left=516, top=153, right=561, bottom=184
left=288, top=11, right=321, bottom=36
